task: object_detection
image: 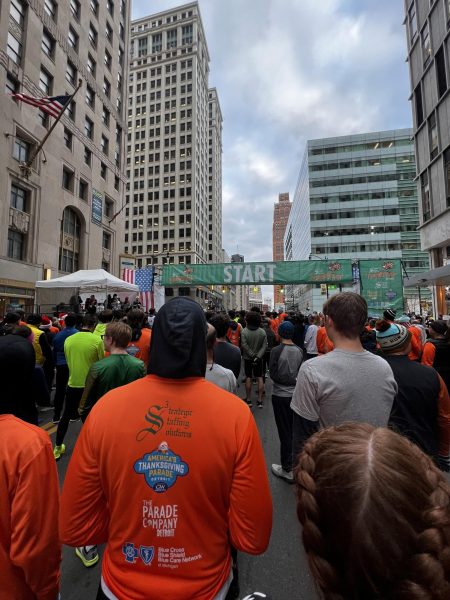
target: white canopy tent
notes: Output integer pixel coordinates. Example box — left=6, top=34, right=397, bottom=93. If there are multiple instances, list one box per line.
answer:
left=35, top=269, right=139, bottom=310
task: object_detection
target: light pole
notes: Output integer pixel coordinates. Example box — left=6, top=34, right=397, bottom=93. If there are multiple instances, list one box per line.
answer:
left=309, top=254, right=329, bottom=299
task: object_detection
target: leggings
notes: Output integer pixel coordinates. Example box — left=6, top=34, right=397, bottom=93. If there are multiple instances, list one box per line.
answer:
left=55, top=386, right=83, bottom=446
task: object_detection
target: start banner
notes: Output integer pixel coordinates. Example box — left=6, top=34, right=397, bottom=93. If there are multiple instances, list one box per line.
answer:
left=161, top=259, right=354, bottom=286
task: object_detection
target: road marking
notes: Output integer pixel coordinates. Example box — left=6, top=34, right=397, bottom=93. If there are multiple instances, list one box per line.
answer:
left=46, top=426, right=57, bottom=436
left=41, top=422, right=54, bottom=431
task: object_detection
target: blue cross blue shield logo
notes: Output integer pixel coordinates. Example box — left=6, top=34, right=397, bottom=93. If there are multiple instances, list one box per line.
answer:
left=140, top=545, right=155, bottom=565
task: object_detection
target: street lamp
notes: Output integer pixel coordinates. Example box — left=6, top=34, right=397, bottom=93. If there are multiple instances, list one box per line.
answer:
left=308, top=254, right=329, bottom=299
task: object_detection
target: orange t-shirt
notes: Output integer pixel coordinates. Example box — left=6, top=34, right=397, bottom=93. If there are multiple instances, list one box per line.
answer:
left=60, top=376, right=272, bottom=600
left=408, top=326, right=423, bottom=361
left=226, top=323, right=242, bottom=347
left=0, top=415, right=60, bottom=600
left=126, top=328, right=152, bottom=367
left=316, top=326, right=334, bottom=354
left=421, top=341, right=436, bottom=367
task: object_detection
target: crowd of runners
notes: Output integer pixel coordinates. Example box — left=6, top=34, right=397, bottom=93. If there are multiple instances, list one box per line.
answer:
left=1, top=292, right=450, bottom=599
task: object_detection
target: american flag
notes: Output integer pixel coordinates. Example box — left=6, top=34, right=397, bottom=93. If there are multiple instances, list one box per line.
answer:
left=10, top=93, right=71, bottom=118
left=123, top=267, right=155, bottom=312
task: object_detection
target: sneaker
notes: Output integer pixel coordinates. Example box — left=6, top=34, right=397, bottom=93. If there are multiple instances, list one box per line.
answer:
left=244, top=399, right=253, bottom=408
left=53, top=444, right=65, bottom=460
left=52, top=415, right=60, bottom=424
left=75, top=546, right=99, bottom=568
left=38, top=405, right=53, bottom=412
left=257, top=401, right=263, bottom=409
left=69, top=417, right=80, bottom=422
left=271, top=464, right=294, bottom=483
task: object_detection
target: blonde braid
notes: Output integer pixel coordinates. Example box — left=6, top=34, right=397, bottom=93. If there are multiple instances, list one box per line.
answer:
left=295, top=433, right=344, bottom=600
left=396, top=454, right=450, bottom=600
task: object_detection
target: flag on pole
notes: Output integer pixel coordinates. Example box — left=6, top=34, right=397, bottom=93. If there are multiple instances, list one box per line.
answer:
left=122, top=267, right=155, bottom=312
left=10, top=93, right=71, bottom=118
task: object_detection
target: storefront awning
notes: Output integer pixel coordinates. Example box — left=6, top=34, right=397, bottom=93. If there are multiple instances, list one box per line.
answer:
left=404, top=264, right=450, bottom=287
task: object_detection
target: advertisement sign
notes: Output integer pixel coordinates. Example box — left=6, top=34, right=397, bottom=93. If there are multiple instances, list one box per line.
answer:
left=161, top=260, right=354, bottom=287
left=92, top=189, right=103, bottom=225
left=359, top=259, right=404, bottom=317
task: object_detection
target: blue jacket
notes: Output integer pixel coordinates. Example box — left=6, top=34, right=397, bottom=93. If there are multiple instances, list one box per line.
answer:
left=53, top=327, right=78, bottom=366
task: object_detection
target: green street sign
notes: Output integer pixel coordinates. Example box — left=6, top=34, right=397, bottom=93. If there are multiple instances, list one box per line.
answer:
left=161, top=259, right=354, bottom=286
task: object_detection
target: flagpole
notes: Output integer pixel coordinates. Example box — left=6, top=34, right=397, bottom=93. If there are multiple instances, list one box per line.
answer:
left=23, top=78, right=82, bottom=173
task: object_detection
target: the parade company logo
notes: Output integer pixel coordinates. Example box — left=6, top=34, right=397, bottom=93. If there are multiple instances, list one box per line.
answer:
left=134, top=441, right=189, bottom=493
left=383, top=261, right=394, bottom=271
left=328, top=262, right=342, bottom=272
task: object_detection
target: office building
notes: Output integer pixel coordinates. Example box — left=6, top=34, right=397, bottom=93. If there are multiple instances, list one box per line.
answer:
left=0, top=0, right=130, bottom=315
left=272, top=192, right=291, bottom=307
left=285, top=129, right=430, bottom=313
left=404, top=0, right=450, bottom=315
left=126, top=2, right=222, bottom=306
left=231, top=253, right=249, bottom=311
left=248, top=284, right=263, bottom=311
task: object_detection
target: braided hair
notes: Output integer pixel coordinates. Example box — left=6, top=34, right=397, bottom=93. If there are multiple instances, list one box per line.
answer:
left=295, top=424, right=450, bottom=599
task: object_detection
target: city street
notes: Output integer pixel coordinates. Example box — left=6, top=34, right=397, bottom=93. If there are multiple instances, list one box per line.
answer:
left=39, top=377, right=318, bottom=600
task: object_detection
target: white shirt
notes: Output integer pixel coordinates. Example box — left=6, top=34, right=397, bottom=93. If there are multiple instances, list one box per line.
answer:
left=304, top=324, right=318, bottom=354
left=205, top=362, right=237, bottom=394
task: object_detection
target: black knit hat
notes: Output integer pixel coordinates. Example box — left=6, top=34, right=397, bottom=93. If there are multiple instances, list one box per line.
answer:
left=383, top=308, right=397, bottom=321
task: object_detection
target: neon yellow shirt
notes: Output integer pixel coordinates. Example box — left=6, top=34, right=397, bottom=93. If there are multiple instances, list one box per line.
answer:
left=64, top=331, right=105, bottom=388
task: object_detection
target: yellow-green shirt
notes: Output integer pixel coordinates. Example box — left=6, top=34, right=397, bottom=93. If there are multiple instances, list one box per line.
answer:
left=64, top=331, right=105, bottom=388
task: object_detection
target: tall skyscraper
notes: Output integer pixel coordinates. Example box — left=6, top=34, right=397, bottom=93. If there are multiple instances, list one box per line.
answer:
left=231, top=253, right=248, bottom=311
left=404, top=0, right=450, bottom=316
left=272, top=192, right=291, bottom=308
left=126, top=2, right=223, bottom=306
left=285, top=129, right=430, bottom=313
left=0, top=0, right=130, bottom=314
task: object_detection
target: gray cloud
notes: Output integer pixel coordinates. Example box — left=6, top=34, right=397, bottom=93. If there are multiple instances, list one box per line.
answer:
left=132, top=0, right=412, bottom=271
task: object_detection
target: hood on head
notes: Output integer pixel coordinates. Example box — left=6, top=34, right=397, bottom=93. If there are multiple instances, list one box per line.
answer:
left=148, top=297, right=207, bottom=378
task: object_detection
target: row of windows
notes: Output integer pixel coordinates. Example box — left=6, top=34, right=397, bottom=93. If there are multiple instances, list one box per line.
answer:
left=310, top=189, right=415, bottom=204
left=310, top=172, right=414, bottom=188
left=309, top=155, right=413, bottom=171
left=125, top=200, right=192, bottom=215
left=308, top=138, right=411, bottom=156
left=131, top=11, right=193, bottom=34
left=311, top=208, right=401, bottom=220
left=420, top=147, right=450, bottom=221
left=312, top=242, right=402, bottom=253
left=311, top=226, right=402, bottom=237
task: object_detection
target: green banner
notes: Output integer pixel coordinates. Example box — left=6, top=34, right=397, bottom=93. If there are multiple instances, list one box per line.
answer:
left=161, top=260, right=354, bottom=286
left=359, top=259, right=404, bottom=317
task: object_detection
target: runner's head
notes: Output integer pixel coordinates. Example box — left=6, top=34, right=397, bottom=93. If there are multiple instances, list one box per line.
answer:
left=64, top=313, right=77, bottom=328
left=82, top=314, right=97, bottom=331
left=26, top=313, right=42, bottom=326
left=322, top=292, right=367, bottom=341
left=375, top=320, right=411, bottom=355
left=209, top=313, right=229, bottom=340
left=429, top=320, right=450, bottom=342
left=98, top=309, right=113, bottom=324
left=104, top=321, right=132, bottom=352
left=148, top=297, right=207, bottom=379
left=295, top=423, right=450, bottom=599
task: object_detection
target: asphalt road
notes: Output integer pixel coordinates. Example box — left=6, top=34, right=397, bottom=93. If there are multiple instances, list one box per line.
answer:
left=40, top=376, right=317, bottom=600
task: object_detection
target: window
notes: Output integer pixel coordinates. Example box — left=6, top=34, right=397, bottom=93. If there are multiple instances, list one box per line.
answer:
left=59, top=208, right=80, bottom=272
left=67, top=100, right=75, bottom=121
left=107, top=0, right=114, bottom=16
left=14, top=137, right=30, bottom=162
left=106, top=22, right=113, bottom=44
left=422, top=22, right=432, bottom=65
left=421, top=171, right=431, bottom=221
left=87, top=54, right=96, bottom=77
left=85, top=85, right=95, bottom=109
left=68, top=27, right=78, bottom=52
left=62, top=166, right=74, bottom=191
left=104, top=49, right=112, bottom=71
left=105, top=197, right=114, bottom=217
left=408, top=2, right=417, bottom=42
left=66, top=61, right=77, bottom=86
left=84, top=146, right=92, bottom=166
left=100, top=162, right=107, bottom=179
left=63, top=128, right=73, bottom=149
left=10, top=183, right=27, bottom=211
left=428, top=112, right=438, bottom=159
left=436, top=46, right=447, bottom=97
left=42, top=29, right=55, bottom=58
left=167, top=29, right=177, bottom=49
left=103, top=78, right=111, bottom=98
left=102, top=106, right=110, bottom=127
left=8, top=230, right=25, bottom=260
left=10, top=0, right=26, bottom=28
left=182, top=24, right=193, bottom=45
left=90, top=0, right=98, bottom=17
left=44, top=0, right=57, bottom=21
left=138, top=37, right=148, bottom=57
left=89, top=23, right=98, bottom=49
left=152, top=33, right=162, bottom=53
left=6, top=73, right=19, bottom=95
left=101, top=134, right=109, bottom=154
left=85, top=116, right=93, bottom=139
left=79, top=178, right=88, bottom=200
left=39, top=68, right=52, bottom=95
left=70, top=0, right=80, bottom=20
left=102, top=231, right=111, bottom=249
left=414, top=84, right=424, bottom=127
left=444, top=148, right=450, bottom=207
left=7, top=33, right=22, bottom=65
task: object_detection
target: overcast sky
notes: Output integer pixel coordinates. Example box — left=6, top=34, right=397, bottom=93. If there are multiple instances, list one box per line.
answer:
left=132, top=0, right=412, bottom=270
